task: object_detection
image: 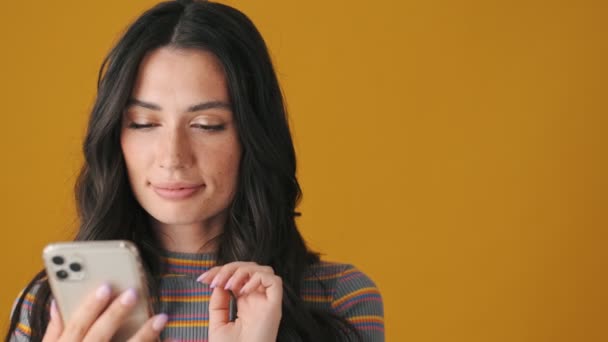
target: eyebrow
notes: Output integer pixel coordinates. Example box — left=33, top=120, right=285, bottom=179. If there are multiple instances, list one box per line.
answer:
left=126, top=98, right=232, bottom=112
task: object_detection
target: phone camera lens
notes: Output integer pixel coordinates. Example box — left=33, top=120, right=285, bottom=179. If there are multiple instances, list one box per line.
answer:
left=56, top=270, right=69, bottom=279
left=69, top=263, right=82, bottom=272
left=52, top=256, right=64, bottom=265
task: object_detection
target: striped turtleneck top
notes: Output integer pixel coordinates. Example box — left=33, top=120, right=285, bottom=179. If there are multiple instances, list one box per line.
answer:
left=11, top=251, right=385, bottom=341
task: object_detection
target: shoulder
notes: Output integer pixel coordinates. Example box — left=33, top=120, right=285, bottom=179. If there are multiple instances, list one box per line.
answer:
left=304, top=261, right=385, bottom=339
left=8, top=277, right=49, bottom=341
left=304, top=261, right=383, bottom=304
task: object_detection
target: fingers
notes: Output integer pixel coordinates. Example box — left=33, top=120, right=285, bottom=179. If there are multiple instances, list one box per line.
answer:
left=83, top=288, right=143, bottom=341
left=208, top=286, right=232, bottom=333
left=126, top=314, right=168, bottom=342
left=60, top=284, right=113, bottom=341
left=221, top=267, right=251, bottom=295
left=239, top=272, right=283, bottom=304
left=203, top=262, right=283, bottom=342
left=197, top=262, right=275, bottom=293
left=42, top=300, right=63, bottom=342
left=43, top=285, right=166, bottom=342
left=198, top=262, right=282, bottom=304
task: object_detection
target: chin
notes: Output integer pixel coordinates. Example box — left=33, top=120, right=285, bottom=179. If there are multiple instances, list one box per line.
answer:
left=150, top=212, right=203, bottom=226
left=140, top=199, right=230, bottom=228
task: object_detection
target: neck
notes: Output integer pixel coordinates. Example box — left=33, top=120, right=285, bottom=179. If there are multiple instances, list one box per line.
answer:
left=151, top=214, right=225, bottom=254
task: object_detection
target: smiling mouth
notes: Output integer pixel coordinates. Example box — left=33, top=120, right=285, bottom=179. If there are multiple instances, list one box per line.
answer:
left=152, top=184, right=204, bottom=200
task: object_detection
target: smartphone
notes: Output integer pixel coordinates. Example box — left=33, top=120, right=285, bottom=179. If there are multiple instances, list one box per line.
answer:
left=43, top=240, right=153, bottom=341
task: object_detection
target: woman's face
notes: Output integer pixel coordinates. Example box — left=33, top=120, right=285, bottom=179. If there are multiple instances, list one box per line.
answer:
left=121, top=47, right=241, bottom=231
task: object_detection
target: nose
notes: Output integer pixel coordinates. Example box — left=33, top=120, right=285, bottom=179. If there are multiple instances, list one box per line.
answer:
left=158, top=127, right=194, bottom=170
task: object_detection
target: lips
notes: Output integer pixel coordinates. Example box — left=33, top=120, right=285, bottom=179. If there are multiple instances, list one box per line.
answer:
left=151, top=182, right=204, bottom=200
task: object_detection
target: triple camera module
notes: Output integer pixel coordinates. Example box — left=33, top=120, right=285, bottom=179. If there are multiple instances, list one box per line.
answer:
left=52, top=255, right=84, bottom=280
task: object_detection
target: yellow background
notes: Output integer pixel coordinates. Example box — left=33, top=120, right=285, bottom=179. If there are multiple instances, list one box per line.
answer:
left=1, top=0, right=606, bottom=341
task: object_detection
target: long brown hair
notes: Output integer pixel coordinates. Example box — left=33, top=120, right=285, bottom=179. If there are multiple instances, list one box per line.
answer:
left=6, top=1, right=360, bottom=341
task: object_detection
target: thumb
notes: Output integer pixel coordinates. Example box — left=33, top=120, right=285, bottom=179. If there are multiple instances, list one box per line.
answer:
left=208, top=286, right=231, bottom=333
left=42, top=300, right=63, bottom=342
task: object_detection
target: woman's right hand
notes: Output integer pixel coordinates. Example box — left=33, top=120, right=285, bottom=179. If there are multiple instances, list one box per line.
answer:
left=42, top=284, right=168, bottom=342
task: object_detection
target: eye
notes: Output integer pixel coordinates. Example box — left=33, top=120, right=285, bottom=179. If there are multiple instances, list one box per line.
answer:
left=127, top=123, right=157, bottom=129
left=191, top=124, right=225, bottom=131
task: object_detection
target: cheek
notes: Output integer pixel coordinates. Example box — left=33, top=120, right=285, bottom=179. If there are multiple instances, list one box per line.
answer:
left=121, top=134, right=150, bottom=177
left=199, top=139, right=241, bottom=186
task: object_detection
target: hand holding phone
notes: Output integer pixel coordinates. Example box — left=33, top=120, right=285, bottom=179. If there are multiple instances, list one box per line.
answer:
left=42, top=240, right=168, bottom=341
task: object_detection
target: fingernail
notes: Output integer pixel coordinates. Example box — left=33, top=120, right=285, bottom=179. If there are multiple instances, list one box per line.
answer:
left=210, top=279, right=218, bottom=289
left=152, top=313, right=168, bottom=331
left=120, top=288, right=138, bottom=306
left=196, top=272, right=208, bottom=282
left=224, top=279, right=233, bottom=290
left=50, top=299, right=58, bottom=320
left=96, top=284, right=111, bottom=300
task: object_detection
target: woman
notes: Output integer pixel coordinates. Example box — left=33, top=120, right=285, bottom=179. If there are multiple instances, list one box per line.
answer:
left=6, top=1, right=384, bottom=341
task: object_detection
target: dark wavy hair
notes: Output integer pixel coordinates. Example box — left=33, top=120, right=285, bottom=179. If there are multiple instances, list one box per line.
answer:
left=6, top=1, right=360, bottom=341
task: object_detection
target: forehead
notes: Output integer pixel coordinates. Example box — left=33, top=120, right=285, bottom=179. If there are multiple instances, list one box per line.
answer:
left=131, top=47, right=229, bottom=102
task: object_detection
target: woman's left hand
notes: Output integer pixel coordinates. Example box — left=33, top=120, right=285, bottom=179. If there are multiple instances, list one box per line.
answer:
left=197, top=262, right=282, bottom=342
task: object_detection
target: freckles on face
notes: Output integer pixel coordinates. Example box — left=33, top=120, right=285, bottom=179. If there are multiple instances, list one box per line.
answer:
left=120, top=47, right=242, bottom=228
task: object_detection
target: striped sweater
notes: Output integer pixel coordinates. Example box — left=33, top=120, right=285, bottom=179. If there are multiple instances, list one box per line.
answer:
left=10, top=251, right=384, bottom=341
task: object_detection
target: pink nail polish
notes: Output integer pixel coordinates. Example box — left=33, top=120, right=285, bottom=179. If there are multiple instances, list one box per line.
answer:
left=96, top=284, right=111, bottom=300
left=196, top=272, right=208, bottom=282
left=120, top=288, right=138, bottom=306
left=152, top=313, right=169, bottom=331
left=210, top=279, right=218, bottom=289
left=50, top=300, right=57, bottom=320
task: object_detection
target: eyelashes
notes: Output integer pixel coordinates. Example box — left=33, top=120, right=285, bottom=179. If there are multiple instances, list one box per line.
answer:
left=127, top=123, right=156, bottom=129
left=191, top=124, right=225, bottom=131
left=127, top=123, right=226, bottom=131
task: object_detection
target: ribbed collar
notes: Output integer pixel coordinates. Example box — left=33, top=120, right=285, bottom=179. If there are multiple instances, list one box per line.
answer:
left=159, top=250, right=217, bottom=276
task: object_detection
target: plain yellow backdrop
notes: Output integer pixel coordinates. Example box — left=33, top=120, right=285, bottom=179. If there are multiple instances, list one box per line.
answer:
left=1, top=0, right=606, bottom=341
